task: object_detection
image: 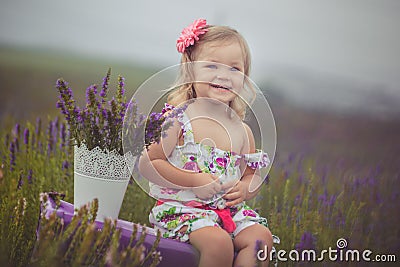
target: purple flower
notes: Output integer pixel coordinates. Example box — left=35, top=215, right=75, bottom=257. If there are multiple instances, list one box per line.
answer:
left=62, top=160, right=69, bottom=170
left=56, top=70, right=170, bottom=156
left=27, top=169, right=33, bottom=184
left=295, top=231, right=316, bottom=252
left=14, top=123, right=21, bottom=137
left=146, top=131, right=153, bottom=139
left=118, top=76, right=125, bottom=91
left=59, top=123, right=66, bottom=148
left=47, top=121, right=53, bottom=154
left=13, top=137, right=19, bottom=152
left=86, top=84, right=99, bottom=107
left=51, top=118, right=59, bottom=146
left=75, top=107, right=83, bottom=124
left=56, top=99, right=65, bottom=112
left=38, top=141, right=43, bottom=153
left=56, top=79, right=68, bottom=87
left=318, top=189, right=328, bottom=204
left=100, top=68, right=111, bottom=99
left=9, top=141, right=16, bottom=171
left=328, top=194, right=337, bottom=206
left=119, top=109, right=125, bottom=122
left=101, top=107, right=108, bottom=119
left=23, top=128, right=29, bottom=146
left=150, top=112, right=162, bottom=121
left=56, top=78, right=79, bottom=137
left=116, top=75, right=126, bottom=117
left=100, top=85, right=107, bottom=98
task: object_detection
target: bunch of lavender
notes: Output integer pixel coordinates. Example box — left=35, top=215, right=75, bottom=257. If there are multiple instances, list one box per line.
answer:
left=56, top=68, right=168, bottom=156
left=31, top=194, right=161, bottom=266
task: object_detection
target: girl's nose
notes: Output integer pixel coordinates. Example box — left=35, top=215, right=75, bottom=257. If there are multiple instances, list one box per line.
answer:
left=216, top=74, right=228, bottom=80
left=216, top=67, right=231, bottom=81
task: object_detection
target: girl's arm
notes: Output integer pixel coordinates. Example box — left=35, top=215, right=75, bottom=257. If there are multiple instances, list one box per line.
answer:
left=223, top=122, right=263, bottom=206
left=138, top=113, right=219, bottom=190
left=240, top=122, right=263, bottom=199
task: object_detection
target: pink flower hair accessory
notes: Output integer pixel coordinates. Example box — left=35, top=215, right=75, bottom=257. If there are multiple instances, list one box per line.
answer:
left=176, top=18, right=208, bottom=53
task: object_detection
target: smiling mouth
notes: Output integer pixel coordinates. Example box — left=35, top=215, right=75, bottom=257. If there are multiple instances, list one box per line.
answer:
left=209, top=83, right=231, bottom=91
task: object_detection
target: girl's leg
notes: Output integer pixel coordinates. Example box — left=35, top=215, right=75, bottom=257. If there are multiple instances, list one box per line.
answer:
left=189, top=226, right=234, bottom=267
left=233, top=223, right=273, bottom=267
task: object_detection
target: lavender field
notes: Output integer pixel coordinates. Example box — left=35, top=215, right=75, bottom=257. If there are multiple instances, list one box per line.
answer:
left=0, top=47, right=399, bottom=266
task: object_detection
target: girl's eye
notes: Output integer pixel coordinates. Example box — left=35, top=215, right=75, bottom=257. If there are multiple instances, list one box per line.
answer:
left=205, top=64, right=217, bottom=69
left=230, top=67, right=240, bottom=72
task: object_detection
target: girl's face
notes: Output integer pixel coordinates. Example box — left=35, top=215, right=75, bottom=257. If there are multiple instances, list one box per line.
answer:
left=192, top=40, right=245, bottom=106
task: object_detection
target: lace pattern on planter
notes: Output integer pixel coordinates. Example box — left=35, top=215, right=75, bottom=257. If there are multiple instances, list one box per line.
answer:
left=74, top=144, right=134, bottom=181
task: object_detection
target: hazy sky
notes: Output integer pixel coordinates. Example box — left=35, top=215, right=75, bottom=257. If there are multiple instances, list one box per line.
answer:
left=1, top=0, right=399, bottom=99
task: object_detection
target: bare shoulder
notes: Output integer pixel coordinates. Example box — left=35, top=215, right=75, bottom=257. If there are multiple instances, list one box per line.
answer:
left=242, top=122, right=255, bottom=140
left=241, top=121, right=256, bottom=154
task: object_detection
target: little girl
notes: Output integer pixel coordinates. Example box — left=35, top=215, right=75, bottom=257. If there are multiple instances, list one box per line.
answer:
left=139, top=19, right=275, bottom=267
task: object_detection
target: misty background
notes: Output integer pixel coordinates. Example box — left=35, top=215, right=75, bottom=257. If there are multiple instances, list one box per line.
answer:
left=1, top=0, right=399, bottom=120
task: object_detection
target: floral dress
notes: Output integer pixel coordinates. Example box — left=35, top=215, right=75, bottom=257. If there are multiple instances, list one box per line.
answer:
left=149, top=104, right=271, bottom=242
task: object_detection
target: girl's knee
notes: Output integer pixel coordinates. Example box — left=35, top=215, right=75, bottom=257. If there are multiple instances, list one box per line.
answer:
left=258, top=225, right=272, bottom=238
left=190, top=227, right=234, bottom=255
left=190, top=227, right=234, bottom=266
left=235, top=224, right=273, bottom=250
left=205, top=229, right=233, bottom=252
left=256, top=225, right=273, bottom=247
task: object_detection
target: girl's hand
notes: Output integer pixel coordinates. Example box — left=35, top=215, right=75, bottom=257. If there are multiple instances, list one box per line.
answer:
left=191, top=173, right=221, bottom=200
left=222, top=180, right=248, bottom=206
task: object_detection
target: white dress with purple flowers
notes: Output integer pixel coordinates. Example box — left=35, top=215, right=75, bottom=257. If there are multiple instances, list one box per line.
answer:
left=149, top=104, right=271, bottom=242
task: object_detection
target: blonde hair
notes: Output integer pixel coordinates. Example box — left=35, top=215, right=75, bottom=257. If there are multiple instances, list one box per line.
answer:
left=167, top=25, right=256, bottom=120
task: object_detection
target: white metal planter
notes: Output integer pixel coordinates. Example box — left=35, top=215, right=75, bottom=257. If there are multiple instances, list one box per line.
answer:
left=73, top=144, right=134, bottom=220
